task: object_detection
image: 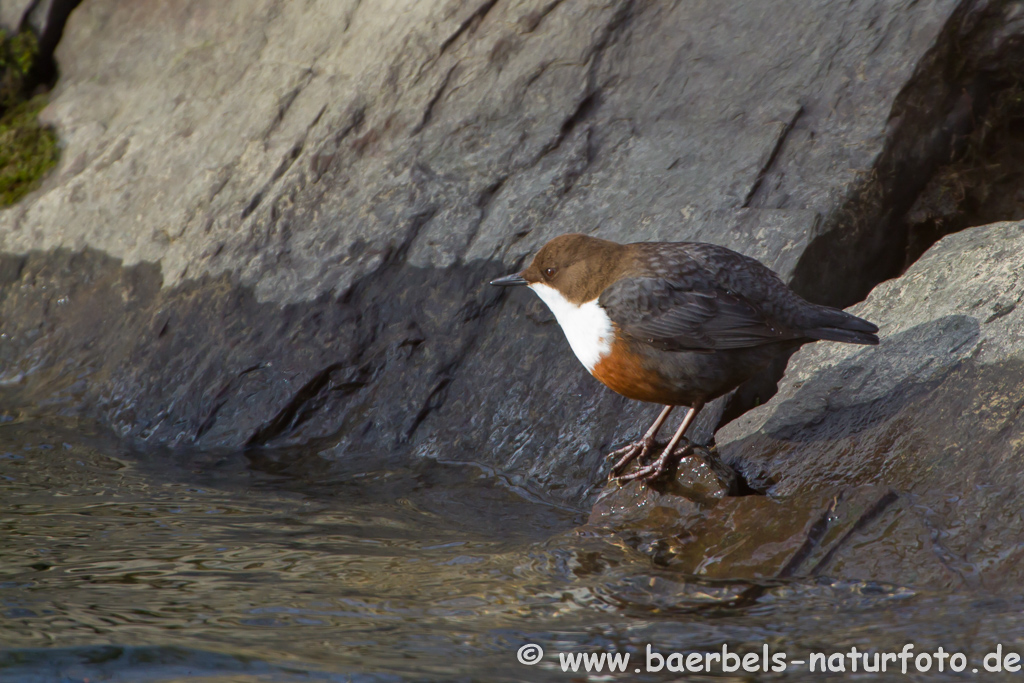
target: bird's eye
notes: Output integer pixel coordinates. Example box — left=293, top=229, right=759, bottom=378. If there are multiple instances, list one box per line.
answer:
left=544, top=267, right=557, bottom=279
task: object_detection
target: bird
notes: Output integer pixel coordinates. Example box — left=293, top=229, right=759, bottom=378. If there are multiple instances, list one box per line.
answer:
left=490, top=233, right=879, bottom=483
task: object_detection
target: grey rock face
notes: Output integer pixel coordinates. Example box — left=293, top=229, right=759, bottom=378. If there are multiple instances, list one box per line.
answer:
left=0, top=0, right=1000, bottom=509
left=712, top=222, right=1024, bottom=589
left=10, top=0, right=955, bottom=294
left=0, top=1, right=34, bottom=33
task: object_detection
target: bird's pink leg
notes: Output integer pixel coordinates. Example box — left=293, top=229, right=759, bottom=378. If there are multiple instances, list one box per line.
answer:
left=618, top=402, right=704, bottom=483
left=608, top=405, right=674, bottom=477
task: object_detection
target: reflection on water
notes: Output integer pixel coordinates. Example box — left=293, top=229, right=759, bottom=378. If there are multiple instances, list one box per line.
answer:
left=1, top=418, right=1022, bottom=682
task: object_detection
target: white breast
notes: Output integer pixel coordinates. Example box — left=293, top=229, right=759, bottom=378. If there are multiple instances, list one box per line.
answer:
left=529, top=283, right=613, bottom=373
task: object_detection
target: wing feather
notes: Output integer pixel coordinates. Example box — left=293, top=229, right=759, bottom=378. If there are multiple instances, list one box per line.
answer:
left=599, top=276, right=798, bottom=352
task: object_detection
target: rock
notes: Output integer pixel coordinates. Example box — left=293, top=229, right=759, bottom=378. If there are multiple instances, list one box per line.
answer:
left=590, top=444, right=738, bottom=516
left=586, top=444, right=739, bottom=568
left=588, top=443, right=902, bottom=578
left=0, top=0, right=1012, bottom=508
left=705, top=221, right=1024, bottom=589
left=0, top=2, right=34, bottom=34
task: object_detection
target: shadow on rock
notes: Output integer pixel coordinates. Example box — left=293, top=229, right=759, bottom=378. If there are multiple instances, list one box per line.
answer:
left=728, top=314, right=980, bottom=490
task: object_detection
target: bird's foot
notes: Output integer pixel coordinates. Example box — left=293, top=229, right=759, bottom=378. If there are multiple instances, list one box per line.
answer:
left=607, top=437, right=655, bottom=478
left=616, top=439, right=693, bottom=484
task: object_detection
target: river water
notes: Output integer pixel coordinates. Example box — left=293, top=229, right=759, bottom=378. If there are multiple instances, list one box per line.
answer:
left=1, top=417, right=1022, bottom=682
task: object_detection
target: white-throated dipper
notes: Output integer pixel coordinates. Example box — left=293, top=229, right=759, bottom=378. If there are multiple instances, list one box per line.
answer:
left=491, top=233, right=879, bottom=483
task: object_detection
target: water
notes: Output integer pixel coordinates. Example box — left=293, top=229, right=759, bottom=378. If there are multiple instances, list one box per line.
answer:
left=2, top=417, right=1023, bottom=682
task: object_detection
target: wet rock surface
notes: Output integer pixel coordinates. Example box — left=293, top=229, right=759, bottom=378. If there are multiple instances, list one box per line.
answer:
left=0, top=0, right=1022, bottom=546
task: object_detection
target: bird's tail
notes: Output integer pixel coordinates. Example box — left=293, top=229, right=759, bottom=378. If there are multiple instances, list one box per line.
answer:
left=802, top=306, right=879, bottom=346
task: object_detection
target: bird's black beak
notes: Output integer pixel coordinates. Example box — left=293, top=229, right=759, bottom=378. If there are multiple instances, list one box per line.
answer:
left=489, top=273, right=528, bottom=286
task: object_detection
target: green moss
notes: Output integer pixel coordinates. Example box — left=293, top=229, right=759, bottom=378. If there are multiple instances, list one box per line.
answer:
left=0, top=95, right=58, bottom=206
left=0, top=29, right=38, bottom=109
left=8, top=31, right=37, bottom=74
left=0, top=30, right=58, bottom=206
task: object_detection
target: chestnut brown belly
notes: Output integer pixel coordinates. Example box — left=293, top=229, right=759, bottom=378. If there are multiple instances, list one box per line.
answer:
left=591, top=340, right=691, bottom=404
left=591, top=337, right=801, bottom=406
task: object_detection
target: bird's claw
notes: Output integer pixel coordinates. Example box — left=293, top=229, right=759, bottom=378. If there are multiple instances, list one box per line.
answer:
left=607, top=438, right=653, bottom=478
left=616, top=461, right=668, bottom=483
left=613, top=439, right=693, bottom=484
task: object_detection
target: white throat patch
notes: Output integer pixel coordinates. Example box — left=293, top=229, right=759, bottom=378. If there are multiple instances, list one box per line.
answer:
left=529, top=283, right=613, bottom=373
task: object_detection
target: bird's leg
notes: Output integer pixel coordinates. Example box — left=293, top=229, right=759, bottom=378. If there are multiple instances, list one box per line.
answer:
left=608, top=405, right=674, bottom=477
left=618, top=402, right=705, bottom=483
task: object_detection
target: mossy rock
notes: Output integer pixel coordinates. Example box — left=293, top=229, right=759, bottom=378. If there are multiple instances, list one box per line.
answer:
left=0, top=95, right=57, bottom=206
left=0, top=29, right=38, bottom=109
left=0, top=29, right=58, bottom=207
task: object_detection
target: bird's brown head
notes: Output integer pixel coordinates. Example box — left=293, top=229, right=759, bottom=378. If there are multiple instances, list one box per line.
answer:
left=490, top=233, right=628, bottom=303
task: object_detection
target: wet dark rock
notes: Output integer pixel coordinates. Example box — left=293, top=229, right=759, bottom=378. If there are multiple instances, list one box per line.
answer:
left=590, top=445, right=736, bottom=520
left=1, top=0, right=1023, bottom=519
left=586, top=444, right=740, bottom=569
left=590, top=453, right=902, bottom=578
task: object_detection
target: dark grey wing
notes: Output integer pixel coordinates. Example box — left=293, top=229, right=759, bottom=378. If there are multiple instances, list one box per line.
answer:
left=598, top=276, right=800, bottom=352
left=679, top=242, right=878, bottom=344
